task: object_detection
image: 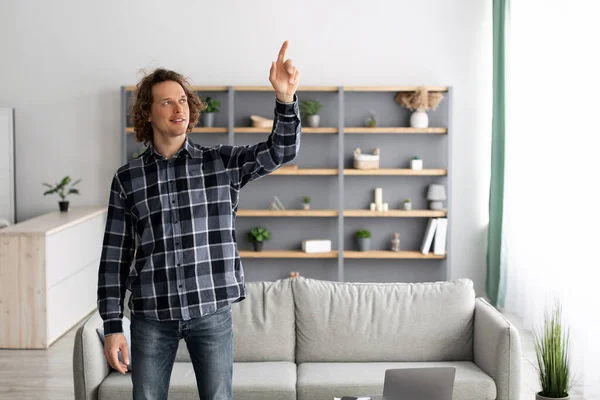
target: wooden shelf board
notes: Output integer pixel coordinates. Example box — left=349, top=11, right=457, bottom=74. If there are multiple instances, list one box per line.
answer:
left=344, top=86, right=449, bottom=92
left=126, top=127, right=228, bottom=134
left=240, top=250, right=339, bottom=258
left=125, top=86, right=229, bottom=92
left=344, top=127, right=447, bottom=134
left=125, top=85, right=448, bottom=93
left=344, top=169, right=447, bottom=176
left=344, top=251, right=446, bottom=259
left=343, top=210, right=447, bottom=217
left=237, top=210, right=338, bottom=217
left=234, top=86, right=338, bottom=92
left=235, top=127, right=338, bottom=134
left=271, top=168, right=338, bottom=176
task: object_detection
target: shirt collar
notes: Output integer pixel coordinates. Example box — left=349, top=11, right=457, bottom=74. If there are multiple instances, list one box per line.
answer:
left=142, top=135, right=202, bottom=162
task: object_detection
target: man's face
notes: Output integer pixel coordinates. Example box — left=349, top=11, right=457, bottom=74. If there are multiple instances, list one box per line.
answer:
left=148, top=80, right=190, bottom=140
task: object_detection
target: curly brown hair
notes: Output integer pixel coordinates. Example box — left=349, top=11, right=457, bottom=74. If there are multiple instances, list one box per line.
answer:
left=130, top=68, right=206, bottom=145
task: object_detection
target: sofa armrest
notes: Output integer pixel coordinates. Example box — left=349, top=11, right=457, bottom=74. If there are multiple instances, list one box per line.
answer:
left=473, top=298, right=521, bottom=400
left=73, top=311, right=110, bottom=400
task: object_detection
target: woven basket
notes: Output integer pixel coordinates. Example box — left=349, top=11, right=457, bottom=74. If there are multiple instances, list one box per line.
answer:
left=353, top=148, right=380, bottom=169
left=250, top=115, right=273, bottom=128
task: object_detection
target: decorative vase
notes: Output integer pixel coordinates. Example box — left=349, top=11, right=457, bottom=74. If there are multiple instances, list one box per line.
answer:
left=410, top=109, right=429, bottom=128
left=253, top=242, right=264, bottom=252
left=307, top=115, right=320, bottom=128
left=59, top=201, right=69, bottom=212
left=390, top=233, right=401, bottom=252
left=202, top=112, right=215, bottom=127
left=536, top=393, right=569, bottom=400
left=357, top=238, right=370, bottom=252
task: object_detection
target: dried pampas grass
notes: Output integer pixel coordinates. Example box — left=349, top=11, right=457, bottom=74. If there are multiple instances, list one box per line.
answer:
left=395, top=86, right=444, bottom=111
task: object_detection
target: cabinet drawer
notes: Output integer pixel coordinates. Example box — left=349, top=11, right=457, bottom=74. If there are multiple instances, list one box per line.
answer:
left=46, top=259, right=98, bottom=345
left=46, top=213, right=105, bottom=288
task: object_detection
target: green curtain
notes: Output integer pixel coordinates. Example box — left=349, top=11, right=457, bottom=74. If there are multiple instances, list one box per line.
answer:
left=486, top=0, right=509, bottom=308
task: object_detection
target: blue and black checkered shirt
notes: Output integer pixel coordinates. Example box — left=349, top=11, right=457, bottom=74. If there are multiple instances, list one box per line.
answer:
left=98, top=96, right=301, bottom=335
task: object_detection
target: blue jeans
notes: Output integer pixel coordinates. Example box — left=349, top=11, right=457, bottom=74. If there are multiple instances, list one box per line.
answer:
left=130, top=305, right=233, bottom=400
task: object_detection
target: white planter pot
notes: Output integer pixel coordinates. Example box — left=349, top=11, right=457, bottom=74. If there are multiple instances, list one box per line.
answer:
left=307, top=115, right=320, bottom=128
left=411, top=159, right=423, bottom=170
left=536, top=393, right=569, bottom=400
left=410, top=109, right=429, bottom=128
left=403, top=202, right=412, bottom=210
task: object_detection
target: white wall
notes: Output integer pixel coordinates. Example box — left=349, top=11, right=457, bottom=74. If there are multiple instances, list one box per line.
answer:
left=0, top=0, right=492, bottom=295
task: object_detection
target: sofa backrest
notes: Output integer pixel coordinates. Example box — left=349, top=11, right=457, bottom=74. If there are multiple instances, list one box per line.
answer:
left=175, top=278, right=296, bottom=362
left=292, top=277, right=475, bottom=363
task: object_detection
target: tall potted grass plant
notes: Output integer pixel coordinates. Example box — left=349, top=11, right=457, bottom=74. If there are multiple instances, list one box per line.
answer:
left=533, top=302, right=573, bottom=399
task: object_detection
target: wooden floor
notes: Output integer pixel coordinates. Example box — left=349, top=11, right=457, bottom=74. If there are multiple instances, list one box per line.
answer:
left=0, top=312, right=590, bottom=399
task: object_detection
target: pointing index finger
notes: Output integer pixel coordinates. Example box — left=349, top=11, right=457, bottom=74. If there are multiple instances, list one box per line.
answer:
left=277, top=40, right=289, bottom=63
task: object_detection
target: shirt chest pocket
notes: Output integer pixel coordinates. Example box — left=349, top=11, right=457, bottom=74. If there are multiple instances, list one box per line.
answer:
left=188, top=165, right=231, bottom=204
left=131, top=195, right=163, bottom=225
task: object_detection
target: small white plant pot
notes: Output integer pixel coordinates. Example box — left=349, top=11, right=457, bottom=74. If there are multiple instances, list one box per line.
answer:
left=411, top=159, right=423, bottom=170
left=303, top=203, right=310, bottom=210
left=307, top=115, right=320, bottom=128
left=536, top=394, right=569, bottom=400
left=403, top=202, right=412, bottom=211
left=410, top=109, right=429, bottom=128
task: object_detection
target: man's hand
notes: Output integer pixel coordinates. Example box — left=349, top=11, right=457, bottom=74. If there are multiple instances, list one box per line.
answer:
left=269, top=40, right=300, bottom=103
left=103, top=333, right=129, bottom=374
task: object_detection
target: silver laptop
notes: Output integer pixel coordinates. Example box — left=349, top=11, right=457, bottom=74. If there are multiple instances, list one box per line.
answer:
left=381, top=366, right=457, bottom=400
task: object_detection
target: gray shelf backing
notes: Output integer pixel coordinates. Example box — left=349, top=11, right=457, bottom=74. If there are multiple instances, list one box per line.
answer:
left=121, top=86, right=451, bottom=284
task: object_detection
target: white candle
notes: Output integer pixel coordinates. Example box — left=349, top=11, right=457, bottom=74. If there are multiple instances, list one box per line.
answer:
left=374, top=188, right=382, bottom=206
left=370, top=203, right=376, bottom=211
left=383, top=203, right=389, bottom=211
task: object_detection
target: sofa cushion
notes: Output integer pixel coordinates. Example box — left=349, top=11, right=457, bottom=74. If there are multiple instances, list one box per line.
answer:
left=293, top=277, right=475, bottom=363
left=296, top=361, right=496, bottom=400
left=174, top=278, right=296, bottom=362
left=98, top=361, right=296, bottom=400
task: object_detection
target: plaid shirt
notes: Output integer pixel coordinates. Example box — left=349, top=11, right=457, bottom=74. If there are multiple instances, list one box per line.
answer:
left=98, top=96, right=301, bottom=335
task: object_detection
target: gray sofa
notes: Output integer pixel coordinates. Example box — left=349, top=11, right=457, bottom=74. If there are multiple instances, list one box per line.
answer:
left=73, top=277, right=521, bottom=400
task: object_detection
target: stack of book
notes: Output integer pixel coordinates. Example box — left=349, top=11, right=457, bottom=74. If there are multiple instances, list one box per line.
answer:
left=420, top=217, right=448, bottom=255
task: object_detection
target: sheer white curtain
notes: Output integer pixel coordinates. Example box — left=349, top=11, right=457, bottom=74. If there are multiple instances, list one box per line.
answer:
left=502, top=1, right=600, bottom=397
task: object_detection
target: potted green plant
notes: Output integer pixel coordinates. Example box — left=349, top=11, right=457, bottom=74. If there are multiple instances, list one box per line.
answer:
left=303, top=196, right=310, bottom=210
left=355, top=229, right=371, bottom=251
left=365, top=113, right=377, bottom=127
left=42, top=175, right=81, bottom=212
left=534, top=301, right=573, bottom=400
left=201, top=96, right=221, bottom=127
left=247, top=227, right=271, bottom=252
left=410, top=156, right=423, bottom=170
left=403, top=198, right=412, bottom=211
left=299, top=100, right=323, bottom=128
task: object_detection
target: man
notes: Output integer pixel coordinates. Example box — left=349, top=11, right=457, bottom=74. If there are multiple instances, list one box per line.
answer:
left=97, top=40, right=300, bottom=400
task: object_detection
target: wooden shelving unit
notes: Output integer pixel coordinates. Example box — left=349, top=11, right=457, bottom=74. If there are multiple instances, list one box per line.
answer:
left=343, top=210, right=447, bottom=218
left=271, top=168, right=338, bottom=176
left=239, top=250, right=445, bottom=259
left=126, top=127, right=228, bottom=134
left=240, top=250, right=338, bottom=258
left=235, top=127, right=338, bottom=134
left=237, top=210, right=338, bottom=217
left=236, top=209, right=447, bottom=218
left=343, top=169, right=447, bottom=176
left=121, top=84, right=451, bottom=283
left=343, top=251, right=445, bottom=259
left=344, top=127, right=447, bottom=134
